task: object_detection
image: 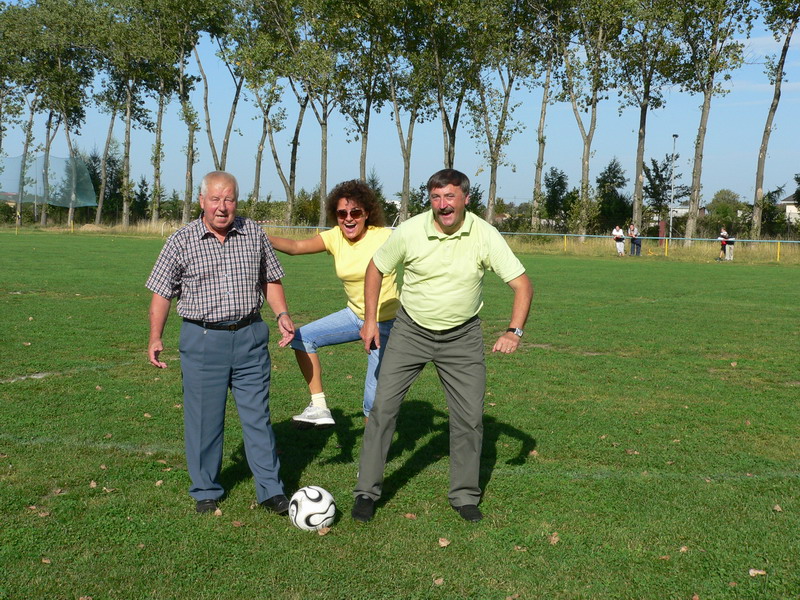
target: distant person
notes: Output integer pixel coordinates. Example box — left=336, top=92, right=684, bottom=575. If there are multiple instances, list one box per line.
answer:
left=351, top=168, right=533, bottom=524
left=612, top=225, right=625, bottom=257
left=717, top=227, right=729, bottom=261
left=628, top=223, right=641, bottom=256
left=269, top=180, right=399, bottom=428
left=146, top=170, right=295, bottom=515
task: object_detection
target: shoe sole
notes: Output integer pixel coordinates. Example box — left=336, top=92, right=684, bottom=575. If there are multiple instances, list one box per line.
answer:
left=292, top=419, right=335, bottom=430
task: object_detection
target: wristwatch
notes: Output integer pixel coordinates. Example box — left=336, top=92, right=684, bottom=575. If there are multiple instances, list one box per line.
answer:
left=506, top=327, right=524, bottom=337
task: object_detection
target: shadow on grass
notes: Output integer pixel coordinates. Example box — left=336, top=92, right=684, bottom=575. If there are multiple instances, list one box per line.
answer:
left=371, top=400, right=537, bottom=506
left=217, top=401, right=536, bottom=505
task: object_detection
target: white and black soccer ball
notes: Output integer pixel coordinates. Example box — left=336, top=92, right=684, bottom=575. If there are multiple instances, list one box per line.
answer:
left=289, top=486, right=336, bottom=531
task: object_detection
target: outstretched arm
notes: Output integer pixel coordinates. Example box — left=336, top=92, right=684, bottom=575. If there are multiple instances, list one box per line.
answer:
left=268, top=234, right=326, bottom=256
left=492, top=273, right=533, bottom=354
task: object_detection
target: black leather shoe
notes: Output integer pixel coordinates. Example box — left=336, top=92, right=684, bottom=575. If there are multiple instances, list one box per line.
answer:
left=196, top=499, right=218, bottom=513
left=351, top=495, right=375, bottom=522
left=452, top=504, right=483, bottom=522
left=260, top=494, right=290, bottom=514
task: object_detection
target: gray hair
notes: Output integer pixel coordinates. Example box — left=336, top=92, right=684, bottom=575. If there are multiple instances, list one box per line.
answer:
left=200, top=171, right=239, bottom=200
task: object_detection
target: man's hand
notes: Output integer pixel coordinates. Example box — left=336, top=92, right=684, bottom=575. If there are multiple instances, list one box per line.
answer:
left=149, top=338, right=168, bottom=368
left=360, top=321, right=380, bottom=354
left=492, top=331, right=521, bottom=354
left=276, top=314, right=295, bottom=347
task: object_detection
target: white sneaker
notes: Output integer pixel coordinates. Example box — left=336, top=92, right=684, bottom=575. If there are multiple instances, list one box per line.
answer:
left=292, top=404, right=335, bottom=429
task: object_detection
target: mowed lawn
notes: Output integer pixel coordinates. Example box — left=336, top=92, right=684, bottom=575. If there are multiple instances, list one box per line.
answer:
left=1, top=230, right=798, bottom=600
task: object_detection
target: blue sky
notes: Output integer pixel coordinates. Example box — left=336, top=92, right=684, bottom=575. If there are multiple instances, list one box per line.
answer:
left=4, top=27, right=799, bottom=208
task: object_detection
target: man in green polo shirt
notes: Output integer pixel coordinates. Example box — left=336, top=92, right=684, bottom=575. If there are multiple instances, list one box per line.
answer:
left=352, top=168, right=533, bottom=523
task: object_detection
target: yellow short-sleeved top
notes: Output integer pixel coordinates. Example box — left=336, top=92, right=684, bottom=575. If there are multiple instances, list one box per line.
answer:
left=319, top=225, right=400, bottom=322
left=371, top=211, right=525, bottom=331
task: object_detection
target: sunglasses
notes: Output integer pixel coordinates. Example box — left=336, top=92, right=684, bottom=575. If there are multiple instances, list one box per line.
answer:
left=336, top=208, right=365, bottom=220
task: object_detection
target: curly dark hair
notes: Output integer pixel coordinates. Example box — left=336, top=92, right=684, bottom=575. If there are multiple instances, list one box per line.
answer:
left=325, top=180, right=385, bottom=227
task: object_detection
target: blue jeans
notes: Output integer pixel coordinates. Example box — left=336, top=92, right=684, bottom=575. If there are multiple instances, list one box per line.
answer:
left=290, top=307, right=394, bottom=416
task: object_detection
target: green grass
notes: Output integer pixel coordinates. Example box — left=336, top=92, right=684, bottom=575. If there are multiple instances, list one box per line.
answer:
left=1, top=230, right=799, bottom=600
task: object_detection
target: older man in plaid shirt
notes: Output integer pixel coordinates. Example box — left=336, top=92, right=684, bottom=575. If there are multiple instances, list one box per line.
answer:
left=146, top=170, right=295, bottom=515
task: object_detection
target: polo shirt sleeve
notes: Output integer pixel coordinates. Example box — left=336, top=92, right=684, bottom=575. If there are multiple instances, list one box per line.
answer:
left=485, top=226, right=525, bottom=283
left=146, top=236, right=183, bottom=299
left=372, top=225, right=405, bottom=275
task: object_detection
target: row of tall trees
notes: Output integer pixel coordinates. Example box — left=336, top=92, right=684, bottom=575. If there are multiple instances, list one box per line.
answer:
left=0, top=0, right=798, bottom=239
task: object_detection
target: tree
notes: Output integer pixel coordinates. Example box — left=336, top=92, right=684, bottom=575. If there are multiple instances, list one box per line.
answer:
left=642, top=152, right=690, bottom=229
left=542, top=166, right=578, bottom=232
left=673, top=0, right=755, bottom=243
left=595, top=157, right=632, bottom=232
left=616, top=0, right=681, bottom=229
left=750, top=0, right=800, bottom=239
left=557, top=0, right=624, bottom=238
left=702, top=187, right=745, bottom=235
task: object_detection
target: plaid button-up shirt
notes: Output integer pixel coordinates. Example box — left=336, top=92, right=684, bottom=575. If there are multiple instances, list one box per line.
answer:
left=146, top=216, right=285, bottom=322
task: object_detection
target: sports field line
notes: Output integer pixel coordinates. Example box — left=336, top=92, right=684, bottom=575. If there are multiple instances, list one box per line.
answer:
left=0, top=361, right=138, bottom=385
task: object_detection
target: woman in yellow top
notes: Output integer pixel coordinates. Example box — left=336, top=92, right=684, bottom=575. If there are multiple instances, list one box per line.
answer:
left=270, top=180, right=399, bottom=428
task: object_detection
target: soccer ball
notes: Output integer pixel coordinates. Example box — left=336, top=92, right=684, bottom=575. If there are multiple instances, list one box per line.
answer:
left=289, top=486, right=336, bottom=531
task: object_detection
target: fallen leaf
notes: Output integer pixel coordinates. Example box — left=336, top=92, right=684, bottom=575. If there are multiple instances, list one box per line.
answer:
left=599, top=434, right=607, bottom=440
left=433, top=577, right=444, bottom=586
left=104, top=433, right=112, bottom=439
left=125, top=395, right=132, bottom=400
left=95, top=385, right=103, bottom=391
left=728, top=582, right=737, bottom=587
left=162, top=467, right=172, bottom=472
left=749, top=569, right=767, bottom=577
left=102, top=487, right=115, bottom=493
left=137, top=544, right=145, bottom=549
left=232, top=521, right=244, bottom=527
left=0, top=453, right=8, bottom=458
left=22, top=342, right=31, bottom=346
left=317, top=527, right=331, bottom=536
left=692, top=594, right=700, bottom=600
left=514, top=545, right=527, bottom=552
left=745, top=420, right=751, bottom=426
left=438, top=538, right=451, bottom=548
left=488, top=402, right=496, bottom=407
left=773, top=504, right=783, bottom=512
left=79, top=596, right=93, bottom=600
left=658, top=555, right=670, bottom=561
left=672, top=439, right=681, bottom=444
left=625, top=449, right=640, bottom=455
left=173, top=403, right=182, bottom=408
left=404, top=513, right=417, bottom=520
left=213, top=508, right=223, bottom=516
left=53, top=488, right=65, bottom=495
left=143, top=413, right=152, bottom=418
left=41, top=558, right=51, bottom=564
left=679, top=546, right=688, bottom=553
left=529, top=450, right=538, bottom=457
left=548, top=532, right=560, bottom=545
left=506, top=595, right=521, bottom=600
left=28, top=505, right=38, bottom=511
left=38, top=511, right=50, bottom=517
left=28, top=316, right=33, bottom=321
left=730, top=361, right=737, bottom=367
left=89, top=480, right=97, bottom=488
left=155, top=480, right=163, bottom=487
left=156, top=459, right=168, bottom=464
left=100, top=464, right=107, bottom=470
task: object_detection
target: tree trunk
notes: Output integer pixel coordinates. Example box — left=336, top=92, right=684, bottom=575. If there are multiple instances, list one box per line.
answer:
left=219, top=75, right=243, bottom=171
left=151, top=88, right=166, bottom=223
left=358, top=95, right=372, bottom=182
left=195, top=47, right=220, bottom=170
left=318, top=113, right=328, bottom=227
left=632, top=95, right=650, bottom=230
left=63, top=123, right=77, bottom=228
left=122, top=84, right=133, bottom=228
left=95, top=108, right=116, bottom=225
left=531, top=61, right=551, bottom=230
left=18, top=100, right=36, bottom=226
left=751, top=18, right=796, bottom=240
left=183, top=121, right=195, bottom=223
left=684, top=87, right=713, bottom=245
left=252, top=115, right=268, bottom=203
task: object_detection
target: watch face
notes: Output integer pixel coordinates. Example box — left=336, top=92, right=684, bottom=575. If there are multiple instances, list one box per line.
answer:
left=508, top=328, right=523, bottom=337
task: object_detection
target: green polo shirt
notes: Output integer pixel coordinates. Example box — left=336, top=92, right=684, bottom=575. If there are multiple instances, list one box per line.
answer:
left=372, top=210, right=525, bottom=331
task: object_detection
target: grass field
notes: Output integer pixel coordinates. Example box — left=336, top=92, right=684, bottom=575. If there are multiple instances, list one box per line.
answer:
left=1, top=229, right=799, bottom=600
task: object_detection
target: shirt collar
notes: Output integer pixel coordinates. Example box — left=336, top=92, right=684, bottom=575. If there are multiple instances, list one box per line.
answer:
left=193, top=215, right=247, bottom=240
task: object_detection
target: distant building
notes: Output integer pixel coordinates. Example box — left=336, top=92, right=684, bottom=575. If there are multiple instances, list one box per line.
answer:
left=779, top=195, right=798, bottom=224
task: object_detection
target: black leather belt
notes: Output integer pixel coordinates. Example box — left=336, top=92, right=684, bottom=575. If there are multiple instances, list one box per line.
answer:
left=183, top=313, right=261, bottom=331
